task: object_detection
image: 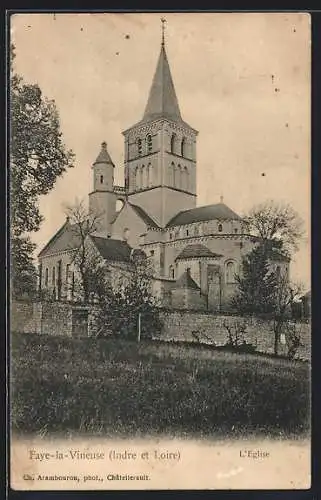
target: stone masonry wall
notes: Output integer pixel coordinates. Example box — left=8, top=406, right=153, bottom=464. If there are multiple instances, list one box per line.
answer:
left=159, top=310, right=311, bottom=360
left=40, top=302, right=73, bottom=337
left=11, top=301, right=42, bottom=334
left=11, top=300, right=310, bottom=360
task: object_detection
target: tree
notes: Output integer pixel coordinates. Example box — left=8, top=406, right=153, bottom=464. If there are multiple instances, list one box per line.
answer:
left=97, top=250, right=162, bottom=340
left=64, top=199, right=105, bottom=303
left=64, top=200, right=162, bottom=339
left=271, top=274, right=303, bottom=357
left=10, top=44, right=74, bottom=298
left=244, top=200, right=304, bottom=255
left=104, top=250, right=162, bottom=339
left=233, top=244, right=278, bottom=316
left=11, top=236, right=38, bottom=299
left=233, top=243, right=304, bottom=357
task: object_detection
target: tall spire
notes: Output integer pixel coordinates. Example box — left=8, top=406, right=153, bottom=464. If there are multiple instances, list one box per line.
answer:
left=142, top=19, right=182, bottom=123
left=161, top=17, right=166, bottom=47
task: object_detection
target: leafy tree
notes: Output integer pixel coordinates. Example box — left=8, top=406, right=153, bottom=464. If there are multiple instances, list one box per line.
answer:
left=10, top=44, right=74, bottom=298
left=233, top=243, right=304, bottom=356
left=233, top=243, right=278, bottom=316
left=244, top=200, right=304, bottom=255
left=271, top=275, right=303, bottom=356
left=64, top=199, right=105, bottom=303
left=11, top=236, right=38, bottom=299
left=98, top=250, right=162, bottom=340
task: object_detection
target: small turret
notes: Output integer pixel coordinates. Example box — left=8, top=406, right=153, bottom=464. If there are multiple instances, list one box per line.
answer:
left=92, top=141, right=114, bottom=192
left=89, top=141, right=117, bottom=237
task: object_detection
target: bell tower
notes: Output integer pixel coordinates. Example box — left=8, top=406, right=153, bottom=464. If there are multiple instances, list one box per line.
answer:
left=89, top=141, right=116, bottom=237
left=123, top=20, right=198, bottom=228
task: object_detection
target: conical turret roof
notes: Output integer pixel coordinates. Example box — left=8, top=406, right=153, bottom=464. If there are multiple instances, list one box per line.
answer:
left=94, top=142, right=114, bottom=165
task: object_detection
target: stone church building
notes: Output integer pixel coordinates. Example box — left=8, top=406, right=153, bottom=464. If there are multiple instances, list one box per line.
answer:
left=38, top=30, right=289, bottom=311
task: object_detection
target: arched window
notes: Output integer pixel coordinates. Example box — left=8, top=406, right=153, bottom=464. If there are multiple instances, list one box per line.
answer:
left=177, top=164, right=182, bottom=189
left=116, top=199, right=125, bottom=212
left=173, top=164, right=177, bottom=187
left=169, top=162, right=174, bottom=186
left=137, top=138, right=142, bottom=156
left=170, top=133, right=176, bottom=154
left=135, top=167, right=140, bottom=190
left=148, top=163, right=153, bottom=186
left=45, top=268, right=49, bottom=287
left=234, top=228, right=238, bottom=233
left=181, top=137, right=186, bottom=157
left=146, top=164, right=150, bottom=187
left=182, top=166, right=188, bottom=190
left=141, top=165, right=146, bottom=188
left=52, top=266, right=56, bottom=286
left=169, top=265, right=175, bottom=279
left=100, top=175, right=104, bottom=184
left=226, top=261, right=236, bottom=284
left=146, top=134, right=152, bottom=154
left=218, top=223, right=223, bottom=232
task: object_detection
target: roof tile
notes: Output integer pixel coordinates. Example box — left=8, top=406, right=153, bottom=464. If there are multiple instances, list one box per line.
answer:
left=167, top=203, right=241, bottom=227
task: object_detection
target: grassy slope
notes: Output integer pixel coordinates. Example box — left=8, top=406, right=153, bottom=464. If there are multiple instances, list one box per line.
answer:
left=10, top=333, right=310, bottom=439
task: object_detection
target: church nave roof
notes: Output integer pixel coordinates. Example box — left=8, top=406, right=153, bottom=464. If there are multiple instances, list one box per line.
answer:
left=167, top=203, right=241, bottom=227
left=175, top=244, right=223, bottom=261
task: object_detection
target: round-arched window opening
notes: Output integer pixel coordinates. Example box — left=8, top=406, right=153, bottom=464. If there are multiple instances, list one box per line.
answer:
left=147, top=134, right=152, bottom=153
left=226, top=261, right=236, bottom=284
left=218, top=224, right=223, bottom=232
left=116, top=199, right=125, bottom=212
left=181, top=137, right=186, bottom=157
left=100, top=175, right=104, bottom=184
left=137, top=138, right=142, bottom=156
left=170, top=133, right=176, bottom=154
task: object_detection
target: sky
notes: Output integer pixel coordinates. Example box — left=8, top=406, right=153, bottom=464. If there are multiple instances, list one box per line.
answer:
left=11, top=12, right=311, bottom=288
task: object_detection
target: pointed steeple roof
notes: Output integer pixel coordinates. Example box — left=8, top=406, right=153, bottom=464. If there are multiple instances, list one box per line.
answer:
left=122, top=25, right=198, bottom=135
left=143, top=43, right=182, bottom=123
left=94, top=142, right=114, bottom=165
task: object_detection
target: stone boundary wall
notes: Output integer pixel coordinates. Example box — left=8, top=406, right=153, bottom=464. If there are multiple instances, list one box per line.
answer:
left=11, top=301, right=42, bottom=334
left=40, top=302, right=73, bottom=337
left=158, top=310, right=310, bottom=360
left=11, top=300, right=79, bottom=337
left=10, top=300, right=310, bottom=360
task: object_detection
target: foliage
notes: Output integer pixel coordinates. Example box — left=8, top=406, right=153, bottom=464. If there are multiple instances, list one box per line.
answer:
left=271, top=275, right=303, bottom=356
left=64, top=200, right=162, bottom=339
left=284, top=321, right=305, bottom=361
left=222, top=318, right=257, bottom=353
left=64, top=200, right=105, bottom=303
left=233, top=237, right=303, bottom=356
left=244, top=200, right=304, bottom=255
left=10, top=46, right=74, bottom=237
left=232, top=243, right=278, bottom=315
left=11, top=332, right=310, bottom=438
left=10, top=236, right=38, bottom=298
left=97, top=251, right=162, bottom=340
left=10, top=44, right=74, bottom=298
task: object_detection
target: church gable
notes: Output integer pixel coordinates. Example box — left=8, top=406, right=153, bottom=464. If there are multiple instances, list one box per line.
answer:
left=111, top=201, right=157, bottom=248
left=38, top=219, right=81, bottom=259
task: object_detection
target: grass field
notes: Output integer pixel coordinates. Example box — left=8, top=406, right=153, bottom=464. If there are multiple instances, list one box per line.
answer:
left=10, top=332, right=310, bottom=439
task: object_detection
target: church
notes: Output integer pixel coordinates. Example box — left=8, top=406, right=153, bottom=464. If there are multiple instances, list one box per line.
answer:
left=38, top=25, right=289, bottom=311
